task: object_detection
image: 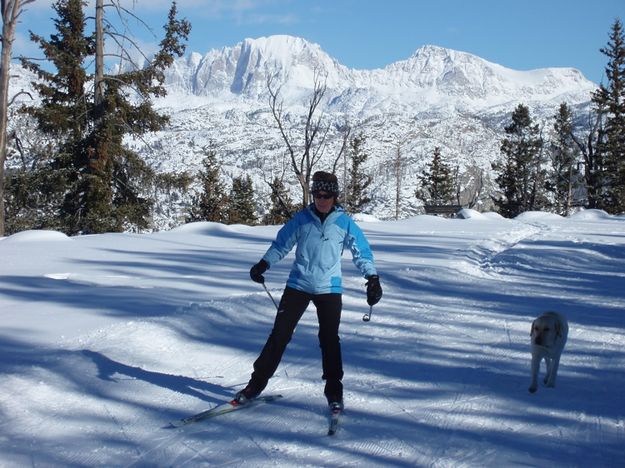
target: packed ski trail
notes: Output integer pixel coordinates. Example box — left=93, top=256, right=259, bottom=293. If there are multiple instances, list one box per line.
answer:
left=0, top=209, right=624, bottom=467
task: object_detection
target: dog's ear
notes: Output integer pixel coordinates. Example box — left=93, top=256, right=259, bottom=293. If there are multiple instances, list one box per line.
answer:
left=530, top=320, right=536, bottom=336
left=554, top=320, right=561, bottom=337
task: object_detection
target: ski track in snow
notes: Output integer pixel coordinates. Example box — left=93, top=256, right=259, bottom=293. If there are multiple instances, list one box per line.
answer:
left=1, top=212, right=624, bottom=466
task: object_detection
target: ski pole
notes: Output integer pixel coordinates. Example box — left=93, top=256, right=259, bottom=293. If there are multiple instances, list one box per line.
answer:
left=362, top=305, right=373, bottom=322
left=262, top=282, right=279, bottom=311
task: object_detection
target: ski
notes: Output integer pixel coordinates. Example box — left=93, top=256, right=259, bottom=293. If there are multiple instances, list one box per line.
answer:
left=327, top=406, right=343, bottom=436
left=169, top=394, right=283, bottom=428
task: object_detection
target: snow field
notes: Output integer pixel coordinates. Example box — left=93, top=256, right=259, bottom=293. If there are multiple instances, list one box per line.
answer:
left=0, top=210, right=624, bottom=466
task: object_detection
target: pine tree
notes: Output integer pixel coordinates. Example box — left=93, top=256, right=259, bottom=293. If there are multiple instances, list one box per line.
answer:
left=186, top=147, right=228, bottom=223
left=4, top=163, right=66, bottom=233
left=76, top=1, right=190, bottom=234
left=417, top=147, right=455, bottom=205
left=20, top=0, right=190, bottom=234
left=228, top=175, right=257, bottom=225
left=344, top=134, right=372, bottom=214
left=492, top=104, right=545, bottom=218
left=592, top=18, right=625, bottom=213
left=546, top=103, right=581, bottom=215
left=21, top=0, right=92, bottom=142
left=4, top=110, right=69, bottom=234
left=19, top=0, right=94, bottom=232
left=263, top=177, right=296, bottom=225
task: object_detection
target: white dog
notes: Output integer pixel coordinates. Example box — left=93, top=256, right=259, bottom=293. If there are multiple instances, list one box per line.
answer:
left=529, top=311, right=568, bottom=393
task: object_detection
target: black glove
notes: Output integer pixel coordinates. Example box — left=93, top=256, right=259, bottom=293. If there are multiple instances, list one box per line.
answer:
left=366, top=275, right=382, bottom=305
left=250, top=259, right=269, bottom=284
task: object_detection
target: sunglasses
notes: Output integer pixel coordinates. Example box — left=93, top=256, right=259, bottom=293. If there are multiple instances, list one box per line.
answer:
left=313, top=192, right=334, bottom=200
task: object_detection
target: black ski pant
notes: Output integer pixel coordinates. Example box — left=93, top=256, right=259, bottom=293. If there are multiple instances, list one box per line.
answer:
left=249, top=286, right=344, bottom=402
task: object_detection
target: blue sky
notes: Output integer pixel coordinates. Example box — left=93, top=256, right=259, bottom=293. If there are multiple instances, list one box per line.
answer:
left=15, top=0, right=624, bottom=84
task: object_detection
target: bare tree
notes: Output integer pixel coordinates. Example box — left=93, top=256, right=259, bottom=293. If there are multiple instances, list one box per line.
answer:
left=333, top=120, right=352, bottom=193
left=393, top=142, right=404, bottom=220
left=0, top=0, right=36, bottom=236
left=93, top=0, right=156, bottom=107
left=94, top=0, right=105, bottom=109
left=267, top=69, right=344, bottom=207
left=571, top=109, right=605, bottom=209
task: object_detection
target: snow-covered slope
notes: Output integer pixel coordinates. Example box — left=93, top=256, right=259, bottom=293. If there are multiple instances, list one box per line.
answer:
left=0, top=210, right=623, bottom=466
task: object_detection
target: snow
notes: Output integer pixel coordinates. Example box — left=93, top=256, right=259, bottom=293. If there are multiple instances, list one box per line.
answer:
left=352, top=213, right=381, bottom=223
left=1, top=210, right=624, bottom=467
left=2, top=230, right=71, bottom=243
left=457, top=208, right=487, bottom=220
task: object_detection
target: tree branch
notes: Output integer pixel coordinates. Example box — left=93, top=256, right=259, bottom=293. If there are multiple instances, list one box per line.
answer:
left=7, top=89, right=32, bottom=106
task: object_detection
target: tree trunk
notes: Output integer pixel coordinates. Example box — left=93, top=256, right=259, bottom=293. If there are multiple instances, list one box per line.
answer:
left=0, top=0, right=35, bottom=236
left=565, top=163, right=573, bottom=216
left=571, top=112, right=604, bottom=210
left=94, top=0, right=105, bottom=108
left=0, top=16, right=13, bottom=236
left=394, top=144, right=402, bottom=220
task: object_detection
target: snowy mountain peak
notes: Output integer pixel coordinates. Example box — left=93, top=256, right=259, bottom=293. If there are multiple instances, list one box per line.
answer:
left=239, top=34, right=323, bottom=62
left=381, top=43, right=593, bottom=101
left=232, top=35, right=348, bottom=92
left=162, top=34, right=348, bottom=99
left=399, top=44, right=489, bottom=77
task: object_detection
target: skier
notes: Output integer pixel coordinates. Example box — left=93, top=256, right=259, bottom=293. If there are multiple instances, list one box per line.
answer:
left=234, top=171, right=382, bottom=413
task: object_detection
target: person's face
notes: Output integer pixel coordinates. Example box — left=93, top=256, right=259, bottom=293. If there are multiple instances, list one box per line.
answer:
left=313, top=191, right=335, bottom=213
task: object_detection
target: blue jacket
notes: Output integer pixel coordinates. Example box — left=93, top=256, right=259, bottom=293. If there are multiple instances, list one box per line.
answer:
left=262, top=204, right=377, bottom=294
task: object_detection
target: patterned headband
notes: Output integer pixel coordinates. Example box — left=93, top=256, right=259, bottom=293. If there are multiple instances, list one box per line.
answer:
left=311, top=179, right=339, bottom=195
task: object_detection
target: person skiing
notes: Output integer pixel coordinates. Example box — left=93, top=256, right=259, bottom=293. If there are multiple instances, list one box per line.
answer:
left=234, top=171, right=382, bottom=412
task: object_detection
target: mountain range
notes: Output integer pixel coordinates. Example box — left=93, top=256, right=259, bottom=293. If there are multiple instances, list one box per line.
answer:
left=161, top=35, right=594, bottom=109
left=10, top=35, right=599, bottom=227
